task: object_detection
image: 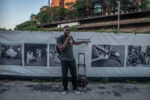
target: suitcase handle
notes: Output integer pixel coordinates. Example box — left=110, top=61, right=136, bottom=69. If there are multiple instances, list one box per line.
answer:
left=78, top=53, right=86, bottom=76
left=78, top=53, right=85, bottom=65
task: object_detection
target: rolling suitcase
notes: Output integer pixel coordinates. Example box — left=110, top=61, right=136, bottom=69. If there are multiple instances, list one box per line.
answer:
left=77, top=53, right=88, bottom=87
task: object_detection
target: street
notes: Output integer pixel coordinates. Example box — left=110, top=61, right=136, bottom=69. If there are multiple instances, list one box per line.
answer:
left=0, top=80, right=150, bottom=100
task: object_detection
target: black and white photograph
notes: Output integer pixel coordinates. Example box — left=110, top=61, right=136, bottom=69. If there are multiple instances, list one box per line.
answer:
left=0, top=43, right=22, bottom=65
left=126, top=45, right=150, bottom=67
left=49, top=44, right=61, bottom=66
left=24, top=43, right=47, bottom=66
left=91, top=45, right=125, bottom=67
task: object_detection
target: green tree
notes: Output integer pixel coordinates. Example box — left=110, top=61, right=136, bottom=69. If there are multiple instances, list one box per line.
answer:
left=36, top=11, right=51, bottom=24
left=64, top=9, right=76, bottom=19
left=140, top=0, right=150, bottom=10
left=36, top=6, right=65, bottom=24
left=16, top=21, right=36, bottom=30
left=120, top=0, right=132, bottom=11
left=73, top=0, right=87, bottom=18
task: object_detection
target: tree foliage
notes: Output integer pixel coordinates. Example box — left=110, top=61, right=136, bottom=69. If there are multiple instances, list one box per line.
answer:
left=36, top=6, right=65, bottom=24
left=73, top=0, right=87, bottom=18
left=140, top=0, right=150, bottom=10
left=16, top=21, right=36, bottom=30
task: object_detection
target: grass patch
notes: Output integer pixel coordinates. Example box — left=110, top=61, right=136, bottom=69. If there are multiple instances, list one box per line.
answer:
left=55, top=26, right=78, bottom=32
left=143, top=31, right=150, bottom=34
left=21, top=27, right=52, bottom=32
left=112, top=29, right=120, bottom=34
left=31, top=79, right=62, bottom=83
left=55, top=28, right=63, bottom=31
left=101, top=77, right=109, bottom=83
left=125, top=80, right=138, bottom=84
left=70, top=26, right=78, bottom=32
left=0, top=28, right=7, bottom=31
left=133, top=30, right=137, bottom=35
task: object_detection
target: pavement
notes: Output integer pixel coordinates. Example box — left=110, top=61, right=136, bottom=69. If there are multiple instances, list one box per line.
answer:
left=0, top=80, right=150, bottom=100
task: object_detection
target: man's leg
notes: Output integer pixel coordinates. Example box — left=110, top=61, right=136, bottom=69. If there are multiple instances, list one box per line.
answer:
left=61, top=61, right=69, bottom=90
left=69, top=60, right=78, bottom=90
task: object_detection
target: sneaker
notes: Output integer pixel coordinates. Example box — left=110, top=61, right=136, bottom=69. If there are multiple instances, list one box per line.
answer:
left=74, top=89, right=80, bottom=95
left=61, top=90, right=68, bottom=95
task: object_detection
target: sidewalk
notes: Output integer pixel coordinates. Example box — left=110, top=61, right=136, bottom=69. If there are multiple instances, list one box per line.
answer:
left=0, top=80, right=150, bottom=100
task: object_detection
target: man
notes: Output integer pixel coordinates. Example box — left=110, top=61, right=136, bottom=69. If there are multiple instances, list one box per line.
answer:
left=56, top=26, right=89, bottom=95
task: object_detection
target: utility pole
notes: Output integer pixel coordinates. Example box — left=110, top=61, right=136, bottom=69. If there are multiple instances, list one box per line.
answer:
left=117, top=0, right=120, bottom=30
left=86, top=0, right=90, bottom=16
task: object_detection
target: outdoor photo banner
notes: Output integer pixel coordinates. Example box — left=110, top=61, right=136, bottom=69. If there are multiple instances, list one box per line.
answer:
left=0, top=30, right=150, bottom=77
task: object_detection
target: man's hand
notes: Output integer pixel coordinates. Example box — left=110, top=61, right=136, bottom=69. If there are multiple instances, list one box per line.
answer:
left=67, top=35, right=71, bottom=41
left=83, top=41, right=91, bottom=45
left=67, top=35, right=73, bottom=46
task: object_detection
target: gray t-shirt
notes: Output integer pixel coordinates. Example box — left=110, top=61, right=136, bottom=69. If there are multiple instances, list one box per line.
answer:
left=56, top=34, right=75, bottom=61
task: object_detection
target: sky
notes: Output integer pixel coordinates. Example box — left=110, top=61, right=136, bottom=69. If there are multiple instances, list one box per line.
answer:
left=0, top=0, right=52, bottom=30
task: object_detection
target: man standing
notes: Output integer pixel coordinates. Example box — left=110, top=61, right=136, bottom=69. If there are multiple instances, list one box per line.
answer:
left=56, top=26, right=89, bottom=95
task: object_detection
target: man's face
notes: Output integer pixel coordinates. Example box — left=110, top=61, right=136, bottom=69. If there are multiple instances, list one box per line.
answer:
left=64, top=29, right=70, bottom=37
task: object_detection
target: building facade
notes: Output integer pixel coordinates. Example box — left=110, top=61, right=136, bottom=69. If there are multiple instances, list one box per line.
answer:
left=40, top=6, right=49, bottom=12
left=51, top=0, right=76, bottom=9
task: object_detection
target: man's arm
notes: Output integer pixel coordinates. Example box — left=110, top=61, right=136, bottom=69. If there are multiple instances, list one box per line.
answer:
left=73, top=41, right=90, bottom=45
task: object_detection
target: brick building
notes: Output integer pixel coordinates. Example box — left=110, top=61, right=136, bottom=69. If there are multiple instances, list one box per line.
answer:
left=40, top=6, right=49, bottom=12
left=51, top=0, right=76, bottom=9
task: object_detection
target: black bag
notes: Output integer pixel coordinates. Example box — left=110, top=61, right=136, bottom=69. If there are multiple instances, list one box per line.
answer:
left=77, top=74, right=88, bottom=87
left=56, top=45, right=61, bottom=59
left=56, top=45, right=61, bottom=55
left=77, top=53, right=88, bottom=87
